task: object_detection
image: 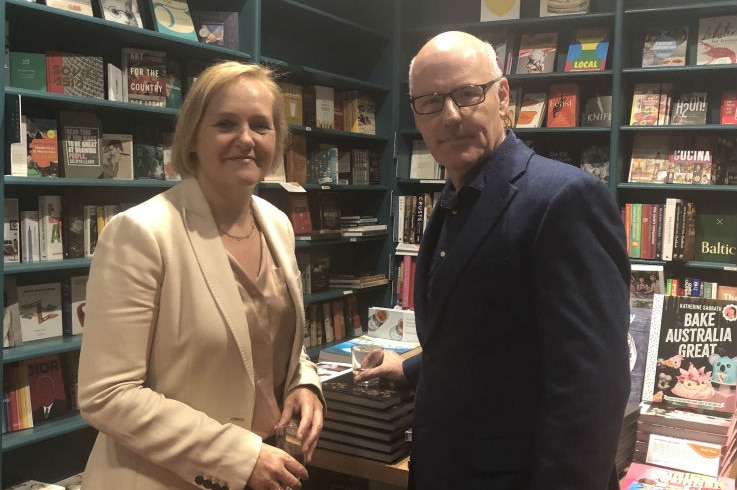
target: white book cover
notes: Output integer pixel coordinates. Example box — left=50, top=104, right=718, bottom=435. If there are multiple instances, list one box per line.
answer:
left=3, top=275, right=22, bottom=348
left=20, top=210, right=40, bottom=262
left=83, top=204, right=97, bottom=258
left=409, top=140, right=441, bottom=179
left=38, top=195, right=64, bottom=261
left=17, top=282, right=63, bottom=342
left=480, top=0, right=519, bottom=21
left=107, top=62, right=123, bottom=101
left=314, top=85, right=335, bottom=129
left=102, top=133, right=134, bottom=179
left=4, top=198, right=20, bottom=263
left=646, top=433, right=722, bottom=477
left=697, top=15, right=737, bottom=65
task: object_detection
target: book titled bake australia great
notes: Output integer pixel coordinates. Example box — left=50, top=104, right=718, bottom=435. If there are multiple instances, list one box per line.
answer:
left=643, top=294, right=737, bottom=416
left=621, top=462, right=735, bottom=490
left=121, top=48, right=167, bottom=107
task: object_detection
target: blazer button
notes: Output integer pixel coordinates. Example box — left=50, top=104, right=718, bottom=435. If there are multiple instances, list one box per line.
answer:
left=195, top=475, right=204, bottom=485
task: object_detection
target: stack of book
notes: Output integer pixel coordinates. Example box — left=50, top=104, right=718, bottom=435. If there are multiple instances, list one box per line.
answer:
left=318, top=370, right=414, bottom=463
left=616, top=403, right=641, bottom=476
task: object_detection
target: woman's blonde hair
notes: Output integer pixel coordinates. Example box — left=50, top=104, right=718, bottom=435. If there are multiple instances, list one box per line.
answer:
left=171, top=61, right=287, bottom=177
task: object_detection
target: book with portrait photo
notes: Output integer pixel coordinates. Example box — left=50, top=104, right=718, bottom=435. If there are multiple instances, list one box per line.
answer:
left=19, top=354, right=68, bottom=425
left=101, top=134, right=134, bottom=180
left=98, top=0, right=143, bottom=28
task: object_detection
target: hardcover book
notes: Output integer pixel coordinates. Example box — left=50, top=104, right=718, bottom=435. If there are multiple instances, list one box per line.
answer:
left=121, top=48, right=167, bottom=107
left=479, top=0, right=519, bottom=21
left=343, top=91, right=376, bottom=135
left=284, top=132, right=307, bottom=183
left=638, top=403, right=737, bottom=435
left=545, top=83, right=579, bottom=127
left=539, top=0, right=588, bottom=17
left=3, top=198, right=19, bottom=264
left=107, top=62, right=123, bottom=101
left=697, top=15, right=737, bottom=65
left=620, top=462, right=734, bottom=490
left=306, top=146, right=339, bottom=185
left=516, top=33, right=558, bottom=74
left=579, top=145, right=609, bottom=184
left=17, top=282, right=63, bottom=342
left=59, top=111, right=103, bottom=179
left=581, top=93, right=612, bottom=127
left=642, top=295, right=737, bottom=416
left=321, top=370, right=414, bottom=410
left=695, top=212, right=737, bottom=263
left=319, top=427, right=409, bottom=455
left=62, top=275, right=87, bottom=336
left=98, top=0, right=143, bottom=27
left=323, top=399, right=414, bottom=428
left=21, top=210, right=40, bottom=263
left=38, top=195, right=64, bottom=261
left=316, top=438, right=409, bottom=464
left=190, top=10, right=239, bottom=50
left=628, top=133, right=671, bottom=184
left=504, top=87, right=521, bottom=128
left=287, top=193, right=313, bottom=236
left=26, top=117, right=59, bottom=178
left=409, top=139, right=441, bottom=179
left=45, top=0, right=94, bottom=16
left=20, top=354, right=68, bottom=425
left=6, top=93, right=28, bottom=177
left=3, top=276, right=22, bottom=348
left=641, top=26, right=689, bottom=67
left=318, top=334, right=419, bottom=364
left=720, top=90, right=737, bottom=124
left=150, top=0, right=198, bottom=42
left=133, top=142, right=165, bottom=179
left=564, top=27, right=609, bottom=72
left=515, top=92, right=547, bottom=128
left=101, top=133, right=134, bottom=179
left=670, top=92, right=708, bottom=126
left=46, top=51, right=104, bottom=99
left=313, top=85, right=334, bottom=130
left=9, top=52, right=47, bottom=91
left=280, top=83, right=303, bottom=126
left=630, top=83, right=665, bottom=126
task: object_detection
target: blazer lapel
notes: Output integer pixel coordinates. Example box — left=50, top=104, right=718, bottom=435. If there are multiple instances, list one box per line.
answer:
left=179, top=180, right=256, bottom=386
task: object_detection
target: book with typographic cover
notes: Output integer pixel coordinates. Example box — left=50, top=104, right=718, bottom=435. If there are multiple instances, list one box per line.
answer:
left=545, top=83, right=579, bottom=127
left=642, top=26, right=689, bottom=67
left=19, top=354, right=68, bottom=425
left=564, top=27, right=609, bottom=72
left=321, top=369, right=414, bottom=410
left=695, top=212, right=737, bottom=263
left=696, top=15, right=737, bottom=65
left=642, top=294, right=737, bottom=416
left=26, top=117, right=59, bottom=178
left=670, top=92, right=708, bottom=126
left=720, top=90, right=737, bottom=124
left=581, top=93, right=612, bottom=127
left=121, top=48, right=167, bottom=107
left=59, top=111, right=103, bottom=179
left=516, top=32, right=558, bottom=74
left=46, top=51, right=104, bottom=99
left=620, top=462, right=735, bottom=490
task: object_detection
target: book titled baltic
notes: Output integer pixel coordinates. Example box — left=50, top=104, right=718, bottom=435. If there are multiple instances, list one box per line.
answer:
left=479, top=0, right=519, bottom=21
left=564, top=27, right=609, bottom=72
left=620, top=462, right=735, bottom=490
left=642, top=295, right=737, bottom=416
left=17, top=282, right=63, bottom=342
left=46, top=51, right=104, bottom=99
left=696, top=15, right=737, bottom=65
left=539, top=0, right=588, bottom=17
left=121, top=48, right=167, bottom=107
left=516, top=32, right=558, bottom=74
left=150, top=0, right=198, bottom=42
left=59, top=111, right=104, bottom=179
left=695, top=212, right=737, bottom=263
left=642, top=26, right=689, bottom=67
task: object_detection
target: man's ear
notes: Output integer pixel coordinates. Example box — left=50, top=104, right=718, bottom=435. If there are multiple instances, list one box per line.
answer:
left=497, top=77, right=510, bottom=117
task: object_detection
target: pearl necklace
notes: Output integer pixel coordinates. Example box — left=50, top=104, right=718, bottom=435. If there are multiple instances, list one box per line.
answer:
left=218, top=212, right=257, bottom=241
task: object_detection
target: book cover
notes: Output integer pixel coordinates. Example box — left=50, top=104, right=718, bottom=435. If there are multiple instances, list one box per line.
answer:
left=150, top=0, right=198, bottom=42
left=62, top=275, right=87, bottom=336
left=515, top=92, right=547, bottom=128
left=409, top=139, right=441, bottom=179
left=98, top=0, right=143, bottom=27
left=21, top=211, right=40, bottom=263
left=6, top=93, right=28, bottom=177
left=628, top=133, right=671, bottom=184
left=63, top=197, right=84, bottom=259
left=190, top=10, right=239, bottom=50
left=280, top=83, right=303, bottom=126
left=720, top=90, right=737, bottom=125
left=20, top=354, right=68, bottom=425
left=539, top=0, right=588, bottom=17
left=479, top=0, right=519, bottom=21
left=59, top=111, right=103, bottom=179
left=695, top=213, right=737, bottom=263
left=10, top=52, right=47, bottom=91
left=284, top=132, right=307, bottom=183
left=516, top=32, right=558, bottom=74
left=504, top=87, right=521, bottom=128
left=638, top=403, right=736, bottom=435
left=324, top=400, right=414, bottom=430
left=4, top=198, right=20, bottom=264
left=313, top=85, right=334, bottom=130
left=545, top=83, right=579, bottom=127
left=350, top=148, right=370, bottom=185
left=121, top=48, right=167, bottom=107
left=317, top=191, right=341, bottom=232
left=321, top=370, right=414, bottom=410
left=101, top=133, right=134, bottom=179
left=630, top=83, right=664, bottom=126
left=320, top=427, right=409, bottom=454
left=718, top=286, right=737, bottom=301
left=316, top=438, right=409, bottom=464
left=46, top=51, right=104, bottom=99
left=45, top=0, right=93, bottom=16
left=581, top=93, right=612, bottom=127
left=620, top=462, right=734, bottom=490
left=306, top=146, right=338, bottom=185
left=480, top=30, right=512, bottom=74
left=318, top=335, right=419, bottom=364
left=287, top=193, right=313, bottom=236
left=133, top=142, right=165, bottom=179
left=17, top=282, right=63, bottom=342
left=579, top=145, right=609, bottom=184
left=643, top=295, right=737, bottom=416
left=3, top=276, right=22, bottom=348
left=165, top=59, right=182, bottom=109
left=107, top=62, right=123, bottom=102
left=38, top=195, right=64, bottom=261
left=668, top=148, right=712, bottom=185
left=670, top=92, right=708, bottom=126
left=323, top=417, right=409, bottom=444
left=564, top=27, right=609, bottom=72
left=642, top=26, right=689, bottom=67
left=161, top=132, right=180, bottom=181
left=697, top=15, right=737, bottom=65
left=344, top=92, right=376, bottom=135
left=26, top=117, right=60, bottom=178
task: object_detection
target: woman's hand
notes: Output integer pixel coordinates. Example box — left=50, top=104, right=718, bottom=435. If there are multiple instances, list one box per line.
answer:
left=247, top=443, right=307, bottom=490
left=278, top=386, right=324, bottom=462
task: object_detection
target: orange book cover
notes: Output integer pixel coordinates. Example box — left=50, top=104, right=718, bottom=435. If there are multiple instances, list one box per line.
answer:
left=545, top=83, right=579, bottom=127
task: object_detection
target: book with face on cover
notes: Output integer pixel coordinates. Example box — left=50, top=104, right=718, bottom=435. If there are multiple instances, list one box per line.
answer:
left=98, top=0, right=143, bottom=27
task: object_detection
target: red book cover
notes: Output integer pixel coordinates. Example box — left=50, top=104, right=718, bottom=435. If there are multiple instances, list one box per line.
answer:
left=621, top=462, right=735, bottom=489
left=20, top=354, right=68, bottom=425
left=45, top=51, right=64, bottom=94
left=546, top=83, right=579, bottom=127
left=721, top=90, right=737, bottom=124
left=640, top=203, right=652, bottom=260
left=288, top=194, right=313, bottom=235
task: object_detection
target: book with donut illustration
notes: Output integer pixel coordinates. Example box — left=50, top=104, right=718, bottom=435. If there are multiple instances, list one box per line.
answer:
left=642, top=294, right=737, bottom=415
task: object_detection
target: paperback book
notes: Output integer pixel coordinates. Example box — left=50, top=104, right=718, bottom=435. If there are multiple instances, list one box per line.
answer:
left=59, top=111, right=103, bottom=179
left=696, top=15, right=737, bottom=65
left=720, top=90, right=737, bottom=124
left=190, top=10, right=239, bottom=50
left=121, top=48, right=167, bottom=107
left=581, top=93, right=612, bottom=127
left=479, top=0, right=519, bottom=21
left=642, top=295, right=737, bottom=416
left=20, top=354, right=68, bottom=424
left=620, top=462, right=735, bottom=490
left=515, top=92, right=547, bottom=128
left=46, top=51, right=104, bottom=99
left=26, top=117, right=59, bottom=178
left=670, top=92, right=708, bottom=126
left=564, top=27, right=609, bottom=72
left=9, top=52, right=47, bottom=91
left=516, top=32, right=558, bottom=74
left=641, top=26, right=689, bottom=67
left=694, top=212, right=737, bottom=263
left=150, top=0, right=198, bottom=42
left=17, top=282, right=63, bottom=342
left=545, top=83, right=579, bottom=127
left=98, top=0, right=144, bottom=27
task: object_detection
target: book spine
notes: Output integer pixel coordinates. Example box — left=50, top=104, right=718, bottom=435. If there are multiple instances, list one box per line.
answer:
left=661, top=198, right=681, bottom=261
left=630, top=202, right=642, bottom=259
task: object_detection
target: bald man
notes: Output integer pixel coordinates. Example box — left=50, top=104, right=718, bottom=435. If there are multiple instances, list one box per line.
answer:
left=357, top=31, right=631, bottom=489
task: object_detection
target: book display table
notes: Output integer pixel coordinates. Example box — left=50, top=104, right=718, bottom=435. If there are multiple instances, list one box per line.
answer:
left=310, top=448, right=409, bottom=487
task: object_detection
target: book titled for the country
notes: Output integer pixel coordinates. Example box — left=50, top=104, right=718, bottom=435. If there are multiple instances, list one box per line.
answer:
left=121, top=48, right=167, bottom=107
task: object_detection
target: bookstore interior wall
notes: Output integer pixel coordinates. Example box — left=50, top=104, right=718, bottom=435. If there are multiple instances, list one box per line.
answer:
left=2, top=0, right=737, bottom=486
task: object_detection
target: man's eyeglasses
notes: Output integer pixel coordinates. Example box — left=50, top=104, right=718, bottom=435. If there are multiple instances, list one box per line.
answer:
left=410, top=77, right=502, bottom=115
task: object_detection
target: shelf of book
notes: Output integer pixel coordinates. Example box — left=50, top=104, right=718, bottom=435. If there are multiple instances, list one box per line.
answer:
left=2, top=336, right=83, bottom=365
left=2, top=413, right=88, bottom=452
left=4, top=259, right=91, bottom=274
left=3, top=176, right=178, bottom=189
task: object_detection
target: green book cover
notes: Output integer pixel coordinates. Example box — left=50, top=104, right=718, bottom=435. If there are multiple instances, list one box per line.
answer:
left=9, top=52, right=47, bottom=91
left=695, top=213, right=737, bottom=263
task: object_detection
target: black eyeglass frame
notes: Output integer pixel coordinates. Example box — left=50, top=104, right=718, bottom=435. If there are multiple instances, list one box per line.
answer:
left=409, top=76, right=503, bottom=115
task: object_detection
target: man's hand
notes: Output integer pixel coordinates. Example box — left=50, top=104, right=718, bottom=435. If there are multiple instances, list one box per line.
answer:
left=353, top=349, right=407, bottom=385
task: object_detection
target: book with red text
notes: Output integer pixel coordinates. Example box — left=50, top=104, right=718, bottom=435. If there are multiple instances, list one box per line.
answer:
left=620, top=462, right=735, bottom=490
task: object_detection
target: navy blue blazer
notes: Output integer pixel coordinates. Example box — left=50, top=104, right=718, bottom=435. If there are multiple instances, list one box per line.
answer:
left=403, top=132, right=631, bottom=489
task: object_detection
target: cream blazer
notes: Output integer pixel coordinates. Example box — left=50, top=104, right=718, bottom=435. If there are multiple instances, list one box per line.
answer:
left=77, top=178, right=323, bottom=490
